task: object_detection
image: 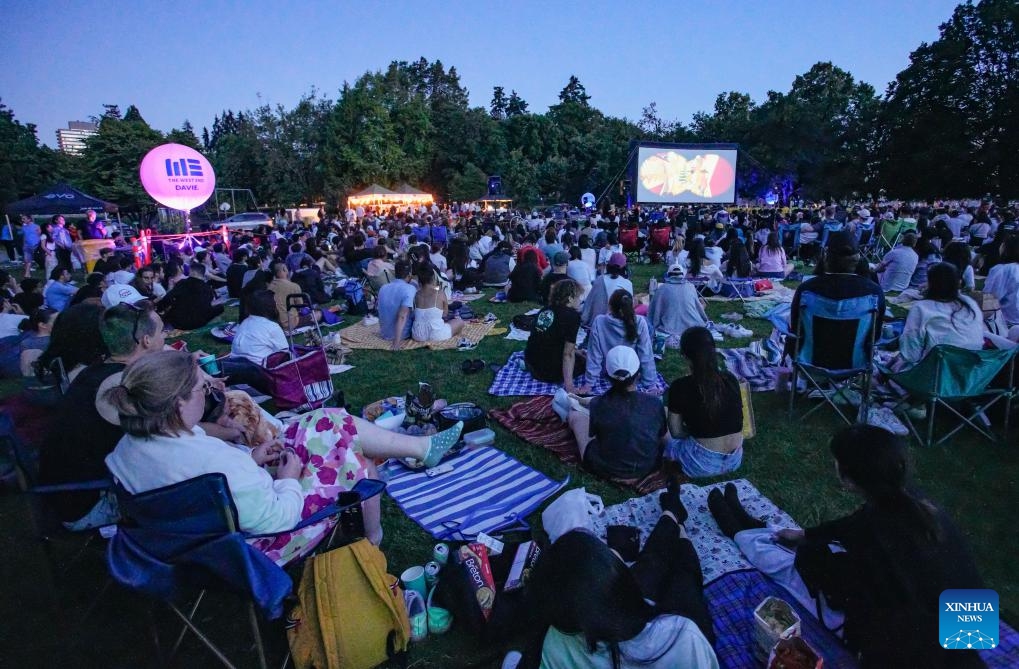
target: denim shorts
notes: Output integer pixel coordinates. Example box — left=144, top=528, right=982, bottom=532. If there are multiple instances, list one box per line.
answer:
left=665, top=436, right=743, bottom=478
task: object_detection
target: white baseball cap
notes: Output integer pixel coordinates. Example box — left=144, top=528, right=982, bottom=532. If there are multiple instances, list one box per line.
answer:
left=101, top=283, right=144, bottom=308
left=605, top=345, right=640, bottom=380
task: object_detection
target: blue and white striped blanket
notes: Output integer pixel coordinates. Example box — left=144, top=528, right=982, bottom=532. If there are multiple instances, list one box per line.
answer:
left=379, top=446, right=569, bottom=540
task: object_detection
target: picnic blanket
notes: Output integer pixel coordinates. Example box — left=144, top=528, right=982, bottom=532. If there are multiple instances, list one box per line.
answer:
left=707, top=570, right=859, bottom=669
left=591, top=479, right=799, bottom=585
left=488, top=351, right=668, bottom=397
left=489, top=395, right=671, bottom=494
left=450, top=291, right=486, bottom=303
left=340, top=319, right=496, bottom=351
left=378, top=446, right=568, bottom=540
left=719, top=335, right=785, bottom=392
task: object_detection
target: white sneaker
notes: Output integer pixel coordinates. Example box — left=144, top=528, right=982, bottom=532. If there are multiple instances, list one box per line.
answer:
left=729, top=324, right=754, bottom=337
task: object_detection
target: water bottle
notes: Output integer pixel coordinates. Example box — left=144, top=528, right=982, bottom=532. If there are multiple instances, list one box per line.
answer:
left=649, top=277, right=658, bottom=296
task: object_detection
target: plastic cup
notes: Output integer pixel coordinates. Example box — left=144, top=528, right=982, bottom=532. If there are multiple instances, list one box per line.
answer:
left=198, top=354, right=221, bottom=376
left=400, top=565, right=427, bottom=598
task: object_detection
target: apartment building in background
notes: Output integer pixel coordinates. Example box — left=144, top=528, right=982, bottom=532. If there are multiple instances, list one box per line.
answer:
left=55, top=121, right=98, bottom=155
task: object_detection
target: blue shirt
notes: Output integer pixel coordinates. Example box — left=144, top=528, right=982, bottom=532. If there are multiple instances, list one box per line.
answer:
left=22, top=223, right=41, bottom=248
left=377, top=279, right=416, bottom=341
left=45, top=281, right=77, bottom=312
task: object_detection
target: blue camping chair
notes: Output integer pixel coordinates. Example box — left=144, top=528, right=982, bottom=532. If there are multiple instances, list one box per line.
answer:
left=108, top=473, right=385, bottom=669
left=819, top=223, right=845, bottom=249
left=787, top=292, right=881, bottom=425
left=856, top=222, right=880, bottom=262
left=777, top=223, right=801, bottom=258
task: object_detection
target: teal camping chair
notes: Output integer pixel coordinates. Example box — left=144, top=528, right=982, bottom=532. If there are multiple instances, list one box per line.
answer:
left=883, top=345, right=1016, bottom=447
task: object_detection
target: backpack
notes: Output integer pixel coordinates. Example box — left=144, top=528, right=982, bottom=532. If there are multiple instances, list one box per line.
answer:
left=287, top=538, right=409, bottom=669
left=343, top=280, right=368, bottom=316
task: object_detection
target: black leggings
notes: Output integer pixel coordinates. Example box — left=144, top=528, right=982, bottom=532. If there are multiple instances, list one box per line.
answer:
left=630, top=516, right=716, bottom=645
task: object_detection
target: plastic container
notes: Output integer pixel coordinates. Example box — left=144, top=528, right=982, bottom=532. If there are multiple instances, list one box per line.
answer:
left=754, top=597, right=801, bottom=661
left=463, top=428, right=495, bottom=448
left=374, top=411, right=407, bottom=431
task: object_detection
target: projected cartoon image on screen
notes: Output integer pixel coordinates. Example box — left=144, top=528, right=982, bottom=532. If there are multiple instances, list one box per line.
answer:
left=638, top=151, right=735, bottom=199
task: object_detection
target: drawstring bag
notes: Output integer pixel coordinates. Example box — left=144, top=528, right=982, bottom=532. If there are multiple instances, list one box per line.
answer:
left=540, top=487, right=604, bottom=543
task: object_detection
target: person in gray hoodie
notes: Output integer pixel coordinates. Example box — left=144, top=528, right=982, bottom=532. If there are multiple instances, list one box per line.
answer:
left=647, top=264, right=708, bottom=340
left=585, top=289, right=657, bottom=388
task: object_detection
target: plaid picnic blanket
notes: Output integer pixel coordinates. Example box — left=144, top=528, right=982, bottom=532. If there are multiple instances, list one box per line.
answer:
left=706, top=569, right=859, bottom=669
left=707, top=570, right=1019, bottom=669
left=489, top=395, right=671, bottom=494
left=339, top=319, right=495, bottom=351
left=377, top=446, right=568, bottom=540
left=488, top=351, right=668, bottom=396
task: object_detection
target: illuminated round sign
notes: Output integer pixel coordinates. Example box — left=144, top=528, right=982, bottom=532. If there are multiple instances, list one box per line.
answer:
left=139, top=143, right=216, bottom=210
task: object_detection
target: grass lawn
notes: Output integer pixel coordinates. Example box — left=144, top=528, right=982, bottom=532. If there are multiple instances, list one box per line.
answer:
left=1, top=262, right=1016, bottom=668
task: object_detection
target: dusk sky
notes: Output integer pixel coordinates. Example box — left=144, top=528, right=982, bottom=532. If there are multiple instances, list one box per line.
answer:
left=3, top=0, right=961, bottom=148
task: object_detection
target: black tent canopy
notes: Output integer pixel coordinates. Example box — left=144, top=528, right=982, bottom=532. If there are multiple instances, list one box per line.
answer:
left=5, top=182, right=119, bottom=215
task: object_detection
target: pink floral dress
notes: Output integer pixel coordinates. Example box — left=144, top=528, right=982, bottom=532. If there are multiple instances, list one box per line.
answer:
left=247, top=408, right=371, bottom=566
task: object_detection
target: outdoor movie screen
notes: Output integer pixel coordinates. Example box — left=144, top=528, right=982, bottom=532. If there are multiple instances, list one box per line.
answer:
left=635, top=144, right=738, bottom=204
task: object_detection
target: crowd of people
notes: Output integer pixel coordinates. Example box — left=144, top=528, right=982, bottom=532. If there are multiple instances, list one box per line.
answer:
left=2, top=195, right=1010, bottom=668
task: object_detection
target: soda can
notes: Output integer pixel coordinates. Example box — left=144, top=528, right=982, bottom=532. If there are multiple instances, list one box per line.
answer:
left=433, top=542, right=449, bottom=565
left=424, top=561, right=441, bottom=587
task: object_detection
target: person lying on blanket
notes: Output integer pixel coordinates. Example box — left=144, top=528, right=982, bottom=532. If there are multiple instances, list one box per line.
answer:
left=708, top=424, right=985, bottom=669
left=502, top=482, right=719, bottom=669
left=524, top=278, right=589, bottom=394
left=565, top=346, right=666, bottom=482
left=664, top=326, right=744, bottom=479
left=103, top=350, right=464, bottom=564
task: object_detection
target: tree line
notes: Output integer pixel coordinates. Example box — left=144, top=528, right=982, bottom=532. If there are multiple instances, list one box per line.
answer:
left=1, top=0, right=1015, bottom=214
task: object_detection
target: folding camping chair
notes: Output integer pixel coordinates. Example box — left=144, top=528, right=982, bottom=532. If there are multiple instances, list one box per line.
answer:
left=777, top=223, right=801, bottom=259
left=819, top=223, right=845, bottom=249
left=787, top=292, right=881, bottom=425
left=107, top=473, right=385, bottom=669
left=619, top=225, right=642, bottom=264
left=2, top=409, right=118, bottom=645
left=880, top=345, right=1017, bottom=447
left=856, top=222, right=880, bottom=262
left=646, top=225, right=671, bottom=263
left=878, top=219, right=904, bottom=252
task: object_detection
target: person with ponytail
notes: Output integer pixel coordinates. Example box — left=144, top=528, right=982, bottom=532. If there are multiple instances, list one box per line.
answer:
left=585, top=289, right=657, bottom=388
left=104, top=350, right=464, bottom=563
left=708, top=424, right=984, bottom=668
left=665, top=326, right=743, bottom=478
left=582, top=251, right=633, bottom=327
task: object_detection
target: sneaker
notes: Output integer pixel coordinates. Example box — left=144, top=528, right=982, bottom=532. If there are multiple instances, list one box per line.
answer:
left=729, top=324, right=754, bottom=338
left=867, top=406, right=909, bottom=435
left=705, top=320, right=725, bottom=341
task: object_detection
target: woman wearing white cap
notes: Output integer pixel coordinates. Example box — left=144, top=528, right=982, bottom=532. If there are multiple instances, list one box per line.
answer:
left=565, top=345, right=666, bottom=482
